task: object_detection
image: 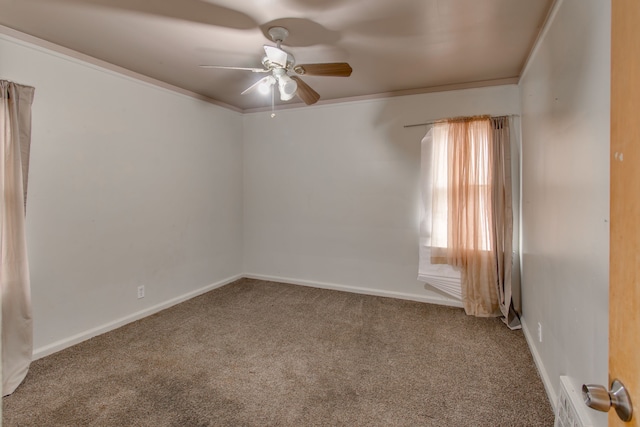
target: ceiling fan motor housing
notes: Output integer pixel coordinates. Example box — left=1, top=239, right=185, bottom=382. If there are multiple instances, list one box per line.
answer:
left=262, top=52, right=295, bottom=70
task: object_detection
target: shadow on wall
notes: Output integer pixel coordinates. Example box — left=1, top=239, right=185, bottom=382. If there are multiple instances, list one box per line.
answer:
left=48, top=0, right=257, bottom=29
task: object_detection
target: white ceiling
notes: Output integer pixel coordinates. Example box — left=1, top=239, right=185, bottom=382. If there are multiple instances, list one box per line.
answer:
left=0, top=0, right=554, bottom=111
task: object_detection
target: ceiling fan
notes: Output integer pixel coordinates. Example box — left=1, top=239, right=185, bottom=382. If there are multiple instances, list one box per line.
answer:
left=200, top=26, right=352, bottom=106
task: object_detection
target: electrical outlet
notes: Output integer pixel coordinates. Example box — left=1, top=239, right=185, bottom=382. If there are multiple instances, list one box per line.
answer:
left=137, top=285, right=145, bottom=299
left=537, top=322, right=543, bottom=343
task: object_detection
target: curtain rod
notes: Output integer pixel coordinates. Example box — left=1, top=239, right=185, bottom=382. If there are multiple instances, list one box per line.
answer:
left=403, top=114, right=519, bottom=128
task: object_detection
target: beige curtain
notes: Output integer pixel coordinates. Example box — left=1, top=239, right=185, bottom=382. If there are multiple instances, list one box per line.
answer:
left=1, top=80, right=35, bottom=396
left=491, top=116, right=519, bottom=328
left=431, top=116, right=518, bottom=327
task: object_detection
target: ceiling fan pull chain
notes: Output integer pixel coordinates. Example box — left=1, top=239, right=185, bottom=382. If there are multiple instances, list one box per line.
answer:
left=271, top=86, right=276, bottom=118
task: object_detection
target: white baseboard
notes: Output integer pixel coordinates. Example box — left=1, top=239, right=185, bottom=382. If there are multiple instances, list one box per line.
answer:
left=243, top=273, right=464, bottom=308
left=521, top=316, right=557, bottom=411
left=32, top=274, right=244, bottom=360
left=33, top=273, right=463, bottom=360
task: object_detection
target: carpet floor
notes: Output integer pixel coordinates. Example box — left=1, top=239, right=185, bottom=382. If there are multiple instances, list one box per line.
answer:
left=3, top=278, right=555, bottom=426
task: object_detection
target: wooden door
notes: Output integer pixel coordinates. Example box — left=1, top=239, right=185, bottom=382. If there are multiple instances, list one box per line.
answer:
left=610, top=0, right=640, bottom=425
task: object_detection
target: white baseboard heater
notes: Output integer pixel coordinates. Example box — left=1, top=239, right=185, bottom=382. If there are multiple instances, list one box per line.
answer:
left=555, top=376, right=595, bottom=427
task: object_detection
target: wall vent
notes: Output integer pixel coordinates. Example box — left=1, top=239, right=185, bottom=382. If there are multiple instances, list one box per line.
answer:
left=555, top=376, right=595, bottom=427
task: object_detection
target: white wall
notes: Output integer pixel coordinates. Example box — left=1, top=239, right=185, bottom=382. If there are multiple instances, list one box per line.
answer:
left=0, top=27, right=530, bottom=371
left=243, top=86, right=520, bottom=303
left=519, top=0, right=610, bottom=423
left=1, top=33, right=244, bottom=357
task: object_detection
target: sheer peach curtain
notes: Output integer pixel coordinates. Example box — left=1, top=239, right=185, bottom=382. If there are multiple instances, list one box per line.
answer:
left=1, top=80, right=35, bottom=395
left=430, top=116, right=519, bottom=328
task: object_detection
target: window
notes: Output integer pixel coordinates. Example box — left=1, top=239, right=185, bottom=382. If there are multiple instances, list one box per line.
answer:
left=419, top=116, right=517, bottom=321
left=430, top=120, right=494, bottom=254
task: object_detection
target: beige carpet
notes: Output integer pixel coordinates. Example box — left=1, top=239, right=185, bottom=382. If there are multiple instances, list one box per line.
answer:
left=3, top=278, right=554, bottom=426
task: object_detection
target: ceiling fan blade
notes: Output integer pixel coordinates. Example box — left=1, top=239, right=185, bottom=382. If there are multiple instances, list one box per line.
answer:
left=291, top=76, right=320, bottom=105
left=199, top=65, right=269, bottom=73
left=264, top=45, right=289, bottom=68
left=293, top=63, right=353, bottom=77
left=241, top=76, right=274, bottom=95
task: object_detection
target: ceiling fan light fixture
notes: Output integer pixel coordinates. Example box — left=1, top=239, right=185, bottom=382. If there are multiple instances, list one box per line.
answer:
left=258, top=76, right=275, bottom=95
left=278, top=77, right=297, bottom=101
left=274, top=69, right=297, bottom=101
